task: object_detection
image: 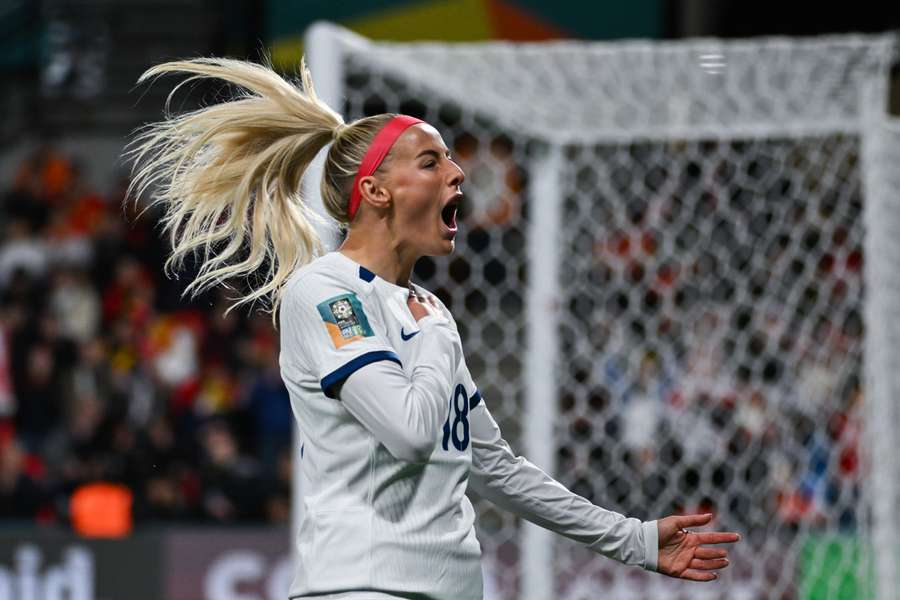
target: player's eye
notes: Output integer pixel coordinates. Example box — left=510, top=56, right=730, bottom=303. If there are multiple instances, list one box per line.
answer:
left=422, top=160, right=436, bottom=168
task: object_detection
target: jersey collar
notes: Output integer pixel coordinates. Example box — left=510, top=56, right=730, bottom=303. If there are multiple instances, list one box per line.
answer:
left=331, top=251, right=411, bottom=298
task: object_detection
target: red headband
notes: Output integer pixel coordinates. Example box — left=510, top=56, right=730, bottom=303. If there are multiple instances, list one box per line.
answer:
left=347, top=115, right=424, bottom=221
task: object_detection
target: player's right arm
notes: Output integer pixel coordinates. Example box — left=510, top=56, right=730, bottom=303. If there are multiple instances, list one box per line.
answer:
left=281, top=276, right=461, bottom=463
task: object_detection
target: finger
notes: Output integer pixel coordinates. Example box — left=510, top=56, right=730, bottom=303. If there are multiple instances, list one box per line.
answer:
left=695, top=532, right=741, bottom=545
left=680, top=570, right=718, bottom=582
left=696, top=532, right=741, bottom=545
left=675, top=513, right=714, bottom=529
left=689, top=558, right=729, bottom=571
left=694, top=547, right=728, bottom=560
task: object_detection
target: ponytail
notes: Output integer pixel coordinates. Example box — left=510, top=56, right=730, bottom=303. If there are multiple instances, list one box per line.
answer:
left=126, top=57, right=343, bottom=323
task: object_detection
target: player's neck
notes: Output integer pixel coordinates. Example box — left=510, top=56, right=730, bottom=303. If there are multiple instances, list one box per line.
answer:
left=339, top=229, right=417, bottom=289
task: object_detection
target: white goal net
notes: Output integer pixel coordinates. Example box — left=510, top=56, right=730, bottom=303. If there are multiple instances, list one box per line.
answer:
left=304, top=26, right=898, bottom=600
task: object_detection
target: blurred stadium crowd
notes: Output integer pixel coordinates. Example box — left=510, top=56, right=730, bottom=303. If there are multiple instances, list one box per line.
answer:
left=0, top=143, right=292, bottom=529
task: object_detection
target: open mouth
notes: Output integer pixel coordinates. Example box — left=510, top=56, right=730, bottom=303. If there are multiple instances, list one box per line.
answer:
left=441, top=197, right=460, bottom=231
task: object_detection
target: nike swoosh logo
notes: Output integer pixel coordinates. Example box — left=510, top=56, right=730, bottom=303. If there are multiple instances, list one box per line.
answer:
left=400, top=328, right=420, bottom=341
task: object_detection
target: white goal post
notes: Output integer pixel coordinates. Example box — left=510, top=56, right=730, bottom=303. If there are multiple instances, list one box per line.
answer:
left=301, top=23, right=898, bottom=600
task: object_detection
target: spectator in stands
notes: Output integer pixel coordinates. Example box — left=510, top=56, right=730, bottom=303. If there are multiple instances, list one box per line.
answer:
left=139, top=416, right=199, bottom=521
left=620, top=351, right=672, bottom=472
left=246, top=358, right=292, bottom=473
left=13, top=342, right=62, bottom=453
left=0, top=219, right=49, bottom=288
left=199, top=420, right=263, bottom=522
left=3, top=154, right=49, bottom=232
left=49, top=267, right=101, bottom=344
left=0, top=440, right=45, bottom=519
left=263, top=448, right=291, bottom=524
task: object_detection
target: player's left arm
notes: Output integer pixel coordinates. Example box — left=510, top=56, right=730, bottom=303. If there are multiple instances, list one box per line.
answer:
left=467, top=401, right=740, bottom=580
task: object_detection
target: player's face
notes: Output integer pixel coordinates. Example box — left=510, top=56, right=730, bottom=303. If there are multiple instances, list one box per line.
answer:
left=381, top=124, right=465, bottom=257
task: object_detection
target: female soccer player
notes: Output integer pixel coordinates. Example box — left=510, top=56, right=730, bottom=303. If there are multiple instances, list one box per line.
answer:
left=129, top=57, right=740, bottom=599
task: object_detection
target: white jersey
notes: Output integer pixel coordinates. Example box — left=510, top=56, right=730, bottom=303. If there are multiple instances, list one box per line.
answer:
left=279, top=251, right=658, bottom=600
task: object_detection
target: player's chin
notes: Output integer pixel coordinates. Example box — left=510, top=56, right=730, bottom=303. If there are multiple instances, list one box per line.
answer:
left=426, top=233, right=456, bottom=256
left=433, top=225, right=457, bottom=254
left=430, top=238, right=455, bottom=256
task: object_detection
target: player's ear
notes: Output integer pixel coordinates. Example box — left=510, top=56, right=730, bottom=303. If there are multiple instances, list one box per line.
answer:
left=359, top=175, right=392, bottom=211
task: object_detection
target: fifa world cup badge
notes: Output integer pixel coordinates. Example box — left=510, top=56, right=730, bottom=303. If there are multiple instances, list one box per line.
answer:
left=331, top=298, right=362, bottom=338
left=317, top=293, right=375, bottom=348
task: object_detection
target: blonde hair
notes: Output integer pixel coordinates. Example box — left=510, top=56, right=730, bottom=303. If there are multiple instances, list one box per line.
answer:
left=127, top=57, right=396, bottom=324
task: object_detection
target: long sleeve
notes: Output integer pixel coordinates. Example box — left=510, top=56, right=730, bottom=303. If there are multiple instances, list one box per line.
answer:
left=468, top=401, right=658, bottom=571
left=335, top=315, right=462, bottom=463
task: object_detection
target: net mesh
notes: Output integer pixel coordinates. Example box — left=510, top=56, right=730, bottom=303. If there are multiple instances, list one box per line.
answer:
left=556, top=133, right=868, bottom=600
left=326, top=31, right=897, bottom=599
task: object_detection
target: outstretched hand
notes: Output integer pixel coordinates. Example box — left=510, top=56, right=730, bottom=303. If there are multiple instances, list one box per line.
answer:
left=656, top=513, right=741, bottom=582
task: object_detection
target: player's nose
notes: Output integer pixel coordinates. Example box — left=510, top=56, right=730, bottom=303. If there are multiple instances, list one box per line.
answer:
left=448, top=160, right=465, bottom=187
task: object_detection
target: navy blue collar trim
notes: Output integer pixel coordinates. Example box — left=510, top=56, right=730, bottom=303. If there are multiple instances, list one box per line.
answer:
left=358, top=266, right=376, bottom=282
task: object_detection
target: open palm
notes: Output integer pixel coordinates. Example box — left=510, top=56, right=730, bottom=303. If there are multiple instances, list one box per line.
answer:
left=657, top=513, right=741, bottom=581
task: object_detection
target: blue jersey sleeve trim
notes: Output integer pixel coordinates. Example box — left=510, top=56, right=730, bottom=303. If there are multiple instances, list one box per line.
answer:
left=320, top=350, right=403, bottom=399
left=469, top=390, right=482, bottom=409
